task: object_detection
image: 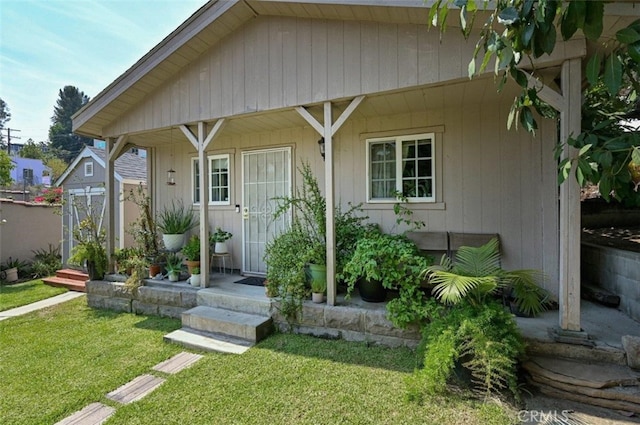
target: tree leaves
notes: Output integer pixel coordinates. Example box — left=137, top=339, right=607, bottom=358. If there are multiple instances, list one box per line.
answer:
left=616, top=27, right=640, bottom=44
left=583, top=1, right=603, bottom=40
left=586, top=53, right=601, bottom=86
left=604, top=54, right=622, bottom=96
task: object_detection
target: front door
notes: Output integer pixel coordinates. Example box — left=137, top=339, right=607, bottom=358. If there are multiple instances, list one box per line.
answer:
left=242, top=148, right=291, bottom=275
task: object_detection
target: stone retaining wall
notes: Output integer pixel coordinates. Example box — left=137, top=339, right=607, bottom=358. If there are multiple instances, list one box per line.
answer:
left=272, top=302, right=421, bottom=348
left=582, top=243, right=640, bottom=321
left=86, top=280, right=198, bottom=319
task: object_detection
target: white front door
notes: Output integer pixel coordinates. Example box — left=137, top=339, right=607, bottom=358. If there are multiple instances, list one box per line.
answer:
left=242, top=148, right=291, bottom=275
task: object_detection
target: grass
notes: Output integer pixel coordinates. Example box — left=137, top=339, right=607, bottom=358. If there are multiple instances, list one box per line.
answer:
left=0, top=298, right=517, bottom=425
left=0, top=279, right=67, bottom=311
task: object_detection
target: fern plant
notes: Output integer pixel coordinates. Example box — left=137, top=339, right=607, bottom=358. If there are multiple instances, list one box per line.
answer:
left=426, top=238, right=550, bottom=317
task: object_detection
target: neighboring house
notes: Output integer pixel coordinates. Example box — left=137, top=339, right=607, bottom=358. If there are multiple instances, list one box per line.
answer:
left=71, top=1, right=639, bottom=335
left=56, top=146, right=147, bottom=264
left=10, top=157, right=50, bottom=186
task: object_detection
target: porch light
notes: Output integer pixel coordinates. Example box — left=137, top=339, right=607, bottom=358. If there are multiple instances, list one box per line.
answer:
left=318, top=137, right=325, bottom=160
left=167, top=169, right=176, bottom=186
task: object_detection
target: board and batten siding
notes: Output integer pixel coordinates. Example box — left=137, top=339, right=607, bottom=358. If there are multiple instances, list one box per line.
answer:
left=104, top=14, right=583, bottom=138
left=150, top=80, right=559, bottom=293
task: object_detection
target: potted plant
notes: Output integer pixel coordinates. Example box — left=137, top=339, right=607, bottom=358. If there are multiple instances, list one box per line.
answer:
left=68, top=210, right=107, bottom=281
left=165, top=252, right=182, bottom=282
left=126, top=184, right=162, bottom=276
left=210, top=227, right=232, bottom=253
left=182, top=235, right=201, bottom=273
left=157, top=200, right=198, bottom=251
left=310, top=278, right=326, bottom=303
left=306, top=240, right=326, bottom=293
left=188, top=266, right=201, bottom=287
left=341, top=230, right=431, bottom=302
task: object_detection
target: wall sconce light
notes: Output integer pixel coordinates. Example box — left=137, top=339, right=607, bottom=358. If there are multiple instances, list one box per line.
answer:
left=317, top=137, right=325, bottom=160
left=167, top=169, right=176, bottom=186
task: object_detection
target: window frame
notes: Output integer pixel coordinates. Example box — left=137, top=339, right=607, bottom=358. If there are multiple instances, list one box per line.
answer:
left=191, top=154, right=231, bottom=206
left=366, top=132, right=436, bottom=203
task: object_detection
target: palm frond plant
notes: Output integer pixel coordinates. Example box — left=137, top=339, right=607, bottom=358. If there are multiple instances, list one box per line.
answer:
left=427, top=238, right=550, bottom=317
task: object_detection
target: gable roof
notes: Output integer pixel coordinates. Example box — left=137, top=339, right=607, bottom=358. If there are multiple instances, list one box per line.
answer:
left=72, top=0, right=640, bottom=140
left=55, top=146, right=147, bottom=186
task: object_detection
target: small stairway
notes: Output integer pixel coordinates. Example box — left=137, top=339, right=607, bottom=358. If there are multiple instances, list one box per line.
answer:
left=523, top=355, right=640, bottom=414
left=165, top=286, right=273, bottom=355
left=43, top=269, right=89, bottom=292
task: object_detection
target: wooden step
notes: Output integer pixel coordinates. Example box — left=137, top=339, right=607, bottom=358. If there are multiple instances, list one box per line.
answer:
left=55, top=269, right=89, bottom=282
left=42, top=277, right=86, bottom=292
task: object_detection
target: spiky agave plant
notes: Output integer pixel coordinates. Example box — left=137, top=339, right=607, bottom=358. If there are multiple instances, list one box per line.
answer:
left=426, top=238, right=550, bottom=317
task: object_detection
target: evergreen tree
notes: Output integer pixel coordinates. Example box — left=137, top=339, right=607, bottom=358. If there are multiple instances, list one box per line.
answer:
left=49, top=86, right=92, bottom=162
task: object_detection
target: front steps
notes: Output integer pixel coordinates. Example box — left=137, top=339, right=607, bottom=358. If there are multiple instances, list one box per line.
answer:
left=165, top=286, right=273, bottom=354
left=523, top=356, right=640, bottom=414
left=43, top=269, right=89, bottom=292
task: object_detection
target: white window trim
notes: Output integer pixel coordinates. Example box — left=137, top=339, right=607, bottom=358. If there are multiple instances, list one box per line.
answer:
left=192, top=154, right=232, bottom=206
left=366, top=132, right=436, bottom=203
left=84, top=161, right=94, bottom=177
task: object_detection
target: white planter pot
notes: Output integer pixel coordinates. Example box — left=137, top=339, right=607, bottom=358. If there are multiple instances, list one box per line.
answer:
left=168, top=271, right=179, bottom=282
left=214, top=241, right=228, bottom=254
left=189, top=274, right=201, bottom=287
left=311, top=292, right=324, bottom=303
left=163, top=233, right=185, bottom=252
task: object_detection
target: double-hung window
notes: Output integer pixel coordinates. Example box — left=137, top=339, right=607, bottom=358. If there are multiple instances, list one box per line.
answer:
left=367, top=133, right=435, bottom=202
left=192, top=154, right=231, bottom=205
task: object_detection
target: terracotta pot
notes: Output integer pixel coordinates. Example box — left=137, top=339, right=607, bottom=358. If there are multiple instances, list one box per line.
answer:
left=149, top=264, right=162, bottom=278
left=185, top=260, right=200, bottom=274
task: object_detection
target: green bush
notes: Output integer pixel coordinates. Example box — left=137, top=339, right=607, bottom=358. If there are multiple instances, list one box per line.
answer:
left=407, top=300, right=525, bottom=402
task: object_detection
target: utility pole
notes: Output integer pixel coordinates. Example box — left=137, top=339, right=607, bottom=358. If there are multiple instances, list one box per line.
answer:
left=3, top=128, right=21, bottom=154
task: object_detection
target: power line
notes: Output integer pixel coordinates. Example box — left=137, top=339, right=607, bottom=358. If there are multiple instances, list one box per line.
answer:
left=2, top=128, right=21, bottom=154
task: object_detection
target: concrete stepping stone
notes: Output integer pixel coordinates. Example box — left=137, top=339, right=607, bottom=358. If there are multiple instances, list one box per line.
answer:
left=152, top=351, right=203, bottom=374
left=164, top=328, right=252, bottom=354
left=106, top=374, right=165, bottom=404
left=55, top=402, right=115, bottom=425
left=0, top=292, right=85, bottom=321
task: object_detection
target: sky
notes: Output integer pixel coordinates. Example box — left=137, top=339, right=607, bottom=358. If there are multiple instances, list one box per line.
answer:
left=0, top=0, right=206, bottom=144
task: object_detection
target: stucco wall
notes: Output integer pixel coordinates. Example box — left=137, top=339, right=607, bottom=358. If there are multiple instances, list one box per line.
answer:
left=0, top=199, right=62, bottom=265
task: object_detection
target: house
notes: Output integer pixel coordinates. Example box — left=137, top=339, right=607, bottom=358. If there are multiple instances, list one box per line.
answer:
left=56, top=145, right=147, bottom=264
left=71, top=1, right=639, bottom=337
left=10, top=156, right=50, bottom=186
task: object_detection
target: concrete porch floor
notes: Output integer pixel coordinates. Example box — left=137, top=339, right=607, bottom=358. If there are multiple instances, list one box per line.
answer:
left=515, top=299, right=640, bottom=351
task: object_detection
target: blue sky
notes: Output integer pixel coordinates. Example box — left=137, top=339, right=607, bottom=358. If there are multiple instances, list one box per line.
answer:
left=0, top=0, right=206, bottom=143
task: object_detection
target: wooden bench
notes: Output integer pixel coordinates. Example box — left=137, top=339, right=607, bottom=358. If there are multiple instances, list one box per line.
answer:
left=406, top=231, right=500, bottom=261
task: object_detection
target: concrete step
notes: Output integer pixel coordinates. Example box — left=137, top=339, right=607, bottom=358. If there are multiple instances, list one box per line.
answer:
left=197, top=288, right=272, bottom=316
left=164, top=328, right=253, bottom=354
left=524, top=356, right=640, bottom=414
left=55, top=269, right=89, bottom=282
left=42, top=277, right=86, bottom=292
left=181, top=305, right=273, bottom=343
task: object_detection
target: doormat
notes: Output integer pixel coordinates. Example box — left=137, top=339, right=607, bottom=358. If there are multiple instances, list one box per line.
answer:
left=234, top=277, right=266, bottom=287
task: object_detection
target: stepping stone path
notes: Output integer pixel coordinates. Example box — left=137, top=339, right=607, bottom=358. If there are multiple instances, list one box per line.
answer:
left=55, top=352, right=203, bottom=425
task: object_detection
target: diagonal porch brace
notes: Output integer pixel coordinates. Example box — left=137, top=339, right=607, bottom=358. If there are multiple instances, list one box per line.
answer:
left=295, top=96, right=365, bottom=306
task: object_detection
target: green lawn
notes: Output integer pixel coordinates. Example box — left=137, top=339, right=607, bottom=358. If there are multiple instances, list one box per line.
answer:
left=0, top=279, right=67, bottom=311
left=0, top=298, right=517, bottom=425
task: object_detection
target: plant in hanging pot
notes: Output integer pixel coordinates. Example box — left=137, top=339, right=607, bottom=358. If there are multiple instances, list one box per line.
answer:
left=165, top=252, right=183, bottom=282
left=210, top=227, right=232, bottom=253
left=157, top=200, right=198, bottom=252
left=181, top=235, right=201, bottom=273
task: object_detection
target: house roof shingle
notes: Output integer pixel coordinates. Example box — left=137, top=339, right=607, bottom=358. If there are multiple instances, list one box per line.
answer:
left=87, top=146, right=147, bottom=182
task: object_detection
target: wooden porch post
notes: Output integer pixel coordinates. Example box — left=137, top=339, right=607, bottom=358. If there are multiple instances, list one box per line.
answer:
left=105, top=135, right=129, bottom=273
left=558, top=58, right=582, bottom=332
left=295, top=96, right=364, bottom=306
left=180, top=120, right=226, bottom=288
